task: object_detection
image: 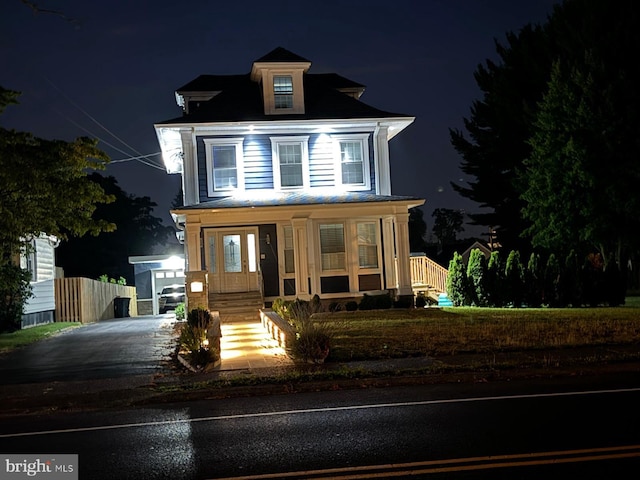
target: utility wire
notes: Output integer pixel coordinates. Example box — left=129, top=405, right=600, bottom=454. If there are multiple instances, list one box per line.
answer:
left=53, top=109, right=165, bottom=171
left=44, top=76, right=165, bottom=169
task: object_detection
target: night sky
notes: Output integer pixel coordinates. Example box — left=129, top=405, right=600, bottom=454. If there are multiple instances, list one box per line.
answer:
left=1, top=0, right=559, bottom=242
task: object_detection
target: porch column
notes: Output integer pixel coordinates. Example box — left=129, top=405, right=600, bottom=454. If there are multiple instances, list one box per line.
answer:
left=292, top=218, right=310, bottom=300
left=394, top=212, right=413, bottom=297
left=382, top=216, right=397, bottom=289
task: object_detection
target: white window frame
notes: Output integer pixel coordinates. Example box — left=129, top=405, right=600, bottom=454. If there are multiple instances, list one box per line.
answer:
left=356, top=221, right=380, bottom=269
left=273, top=75, right=294, bottom=109
left=204, top=137, right=244, bottom=196
left=332, top=134, right=371, bottom=191
left=270, top=136, right=310, bottom=191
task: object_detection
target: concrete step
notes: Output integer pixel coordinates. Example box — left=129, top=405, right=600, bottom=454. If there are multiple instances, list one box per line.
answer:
left=209, top=291, right=264, bottom=323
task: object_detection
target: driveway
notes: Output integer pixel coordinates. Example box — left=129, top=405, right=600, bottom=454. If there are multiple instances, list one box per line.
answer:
left=0, top=315, right=176, bottom=385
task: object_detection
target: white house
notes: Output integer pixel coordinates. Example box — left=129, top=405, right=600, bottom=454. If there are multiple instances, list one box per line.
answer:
left=20, top=233, right=59, bottom=328
left=154, top=47, right=424, bottom=316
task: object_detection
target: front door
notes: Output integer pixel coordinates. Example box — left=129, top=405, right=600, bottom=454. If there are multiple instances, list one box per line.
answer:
left=205, top=228, right=259, bottom=293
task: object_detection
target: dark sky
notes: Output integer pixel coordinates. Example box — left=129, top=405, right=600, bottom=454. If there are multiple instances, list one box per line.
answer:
left=1, top=0, right=559, bottom=241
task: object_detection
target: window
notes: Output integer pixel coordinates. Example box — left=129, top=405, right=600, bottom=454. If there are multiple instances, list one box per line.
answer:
left=274, top=75, right=293, bottom=109
left=320, top=224, right=345, bottom=271
left=283, top=225, right=295, bottom=273
left=271, top=136, right=309, bottom=190
left=333, top=134, right=370, bottom=190
left=204, top=138, right=244, bottom=196
left=357, top=223, right=379, bottom=268
left=212, top=145, right=237, bottom=190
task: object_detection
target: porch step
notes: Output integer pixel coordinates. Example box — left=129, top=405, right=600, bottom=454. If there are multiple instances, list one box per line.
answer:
left=209, top=291, right=264, bottom=323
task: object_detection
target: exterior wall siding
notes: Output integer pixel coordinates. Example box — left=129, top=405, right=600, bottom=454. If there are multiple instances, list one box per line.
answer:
left=244, top=136, right=273, bottom=190
left=308, top=134, right=335, bottom=187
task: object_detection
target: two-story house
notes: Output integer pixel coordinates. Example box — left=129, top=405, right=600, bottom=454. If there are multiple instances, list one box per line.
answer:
left=154, top=47, right=424, bottom=315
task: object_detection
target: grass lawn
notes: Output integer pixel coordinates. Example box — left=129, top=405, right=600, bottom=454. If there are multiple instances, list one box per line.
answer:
left=0, top=322, right=81, bottom=354
left=313, top=301, right=640, bottom=362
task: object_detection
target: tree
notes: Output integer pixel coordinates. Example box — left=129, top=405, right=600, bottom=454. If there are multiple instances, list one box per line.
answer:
left=0, top=87, right=113, bottom=330
left=486, top=251, right=504, bottom=307
left=504, top=250, right=525, bottom=307
left=451, top=0, right=640, bottom=264
left=408, top=207, right=427, bottom=253
left=446, top=252, right=468, bottom=306
left=56, top=173, right=175, bottom=284
left=466, top=249, right=487, bottom=306
left=449, top=24, right=551, bottom=252
left=431, top=208, right=464, bottom=249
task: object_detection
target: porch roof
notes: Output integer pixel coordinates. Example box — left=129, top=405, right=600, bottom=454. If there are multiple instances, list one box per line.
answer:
left=173, top=192, right=424, bottom=211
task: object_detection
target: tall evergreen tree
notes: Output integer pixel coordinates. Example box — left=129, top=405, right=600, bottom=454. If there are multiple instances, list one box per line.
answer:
left=446, top=252, right=468, bottom=307
left=466, top=249, right=488, bottom=306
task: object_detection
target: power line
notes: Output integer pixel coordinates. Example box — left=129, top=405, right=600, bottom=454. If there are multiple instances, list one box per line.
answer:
left=53, top=109, right=165, bottom=171
left=44, top=76, right=165, bottom=170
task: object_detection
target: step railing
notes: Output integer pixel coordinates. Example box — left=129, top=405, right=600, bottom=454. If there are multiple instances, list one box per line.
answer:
left=410, top=253, right=448, bottom=294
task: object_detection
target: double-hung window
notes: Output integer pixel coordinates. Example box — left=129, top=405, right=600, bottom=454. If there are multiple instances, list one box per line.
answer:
left=333, top=134, right=370, bottom=190
left=271, top=136, right=309, bottom=190
left=204, top=138, right=244, bottom=196
left=357, top=222, right=379, bottom=268
left=319, top=223, right=346, bottom=271
left=273, top=75, right=293, bottom=109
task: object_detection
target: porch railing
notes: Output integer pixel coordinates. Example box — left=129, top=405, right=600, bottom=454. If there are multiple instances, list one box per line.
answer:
left=410, top=253, right=448, bottom=294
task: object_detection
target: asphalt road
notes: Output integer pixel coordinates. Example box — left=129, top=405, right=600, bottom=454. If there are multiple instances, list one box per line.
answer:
left=0, top=316, right=175, bottom=384
left=1, top=374, right=639, bottom=479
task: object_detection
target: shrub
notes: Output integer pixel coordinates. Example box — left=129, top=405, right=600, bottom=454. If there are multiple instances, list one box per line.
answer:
left=289, top=320, right=333, bottom=364
left=504, top=250, right=525, bottom=307
left=187, top=306, right=211, bottom=329
left=0, top=264, right=33, bottom=332
left=524, top=252, right=543, bottom=308
left=466, top=249, right=488, bottom=306
left=345, top=301, right=358, bottom=311
left=359, top=293, right=393, bottom=310
left=174, top=303, right=185, bottom=321
left=446, top=252, right=468, bottom=306
left=328, top=301, right=342, bottom=312
left=486, top=251, right=503, bottom=307
left=179, top=307, right=219, bottom=368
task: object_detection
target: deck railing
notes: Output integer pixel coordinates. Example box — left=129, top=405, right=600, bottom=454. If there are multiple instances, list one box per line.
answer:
left=410, top=254, right=448, bottom=294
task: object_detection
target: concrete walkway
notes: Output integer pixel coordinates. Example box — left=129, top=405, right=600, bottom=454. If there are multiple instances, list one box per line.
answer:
left=219, top=321, right=292, bottom=371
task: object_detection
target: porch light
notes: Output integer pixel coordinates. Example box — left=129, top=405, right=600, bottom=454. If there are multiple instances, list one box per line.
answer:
left=190, top=281, right=204, bottom=293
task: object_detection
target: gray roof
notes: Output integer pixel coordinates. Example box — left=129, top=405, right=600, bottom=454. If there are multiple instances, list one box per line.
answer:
left=174, top=192, right=423, bottom=211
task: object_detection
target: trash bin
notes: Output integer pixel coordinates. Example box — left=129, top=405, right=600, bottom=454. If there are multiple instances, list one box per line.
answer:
left=114, top=297, right=131, bottom=318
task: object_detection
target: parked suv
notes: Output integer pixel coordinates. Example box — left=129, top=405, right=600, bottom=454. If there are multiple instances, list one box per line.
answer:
left=158, top=284, right=185, bottom=314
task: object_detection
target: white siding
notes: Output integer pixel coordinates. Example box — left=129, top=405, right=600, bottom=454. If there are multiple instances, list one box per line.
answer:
left=23, top=279, right=55, bottom=314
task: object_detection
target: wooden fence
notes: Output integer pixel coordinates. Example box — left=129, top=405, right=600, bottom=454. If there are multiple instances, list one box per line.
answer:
left=55, top=278, right=137, bottom=323
left=410, top=254, right=448, bottom=294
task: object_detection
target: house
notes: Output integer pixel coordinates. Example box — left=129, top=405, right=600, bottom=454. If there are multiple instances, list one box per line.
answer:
left=460, top=241, right=492, bottom=265
left=154, top=47, right=424, bottom=316
left=20, top=233, right=59, bottom=328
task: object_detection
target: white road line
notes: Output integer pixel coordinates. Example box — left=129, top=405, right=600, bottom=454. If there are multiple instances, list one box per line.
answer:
left=1, top=387, right=639, bottom=438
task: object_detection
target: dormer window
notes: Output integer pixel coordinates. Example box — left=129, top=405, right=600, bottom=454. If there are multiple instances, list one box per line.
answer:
left=274, top=76, right=294, bottom=109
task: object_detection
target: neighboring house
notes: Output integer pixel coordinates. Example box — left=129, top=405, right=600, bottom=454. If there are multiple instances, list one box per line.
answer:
left=20, top=233, right=59, bottom=328
left=460, top=241, right=493, bottom=265
left=128, top=254, right=185, bottom=315
left=154, top=47, right=424, bottom=312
